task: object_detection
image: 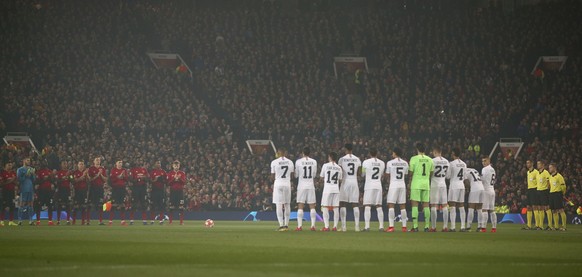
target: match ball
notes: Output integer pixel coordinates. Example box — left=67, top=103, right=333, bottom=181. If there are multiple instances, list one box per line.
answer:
left=204, top=219, right=215, bottom=228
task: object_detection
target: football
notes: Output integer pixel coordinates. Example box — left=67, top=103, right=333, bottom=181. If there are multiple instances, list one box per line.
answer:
left=204, top=219, right=215, bottom=228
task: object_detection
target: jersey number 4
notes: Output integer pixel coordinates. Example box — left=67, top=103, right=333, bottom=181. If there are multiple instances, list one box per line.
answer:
left=326, top=171, right=339, bottom=184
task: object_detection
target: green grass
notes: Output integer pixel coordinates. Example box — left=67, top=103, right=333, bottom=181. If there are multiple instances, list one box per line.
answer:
left=1, top=220, right=581, bottom=276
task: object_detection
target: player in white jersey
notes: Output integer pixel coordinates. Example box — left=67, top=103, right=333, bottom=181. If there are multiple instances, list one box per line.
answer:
left=481, top=156, right=497, bottom=233
left=294, top=147, right=318, bottom=231
left=361, top=148, right=386, bottom=232
left=384, top=147, right=409, bottom=232
left=464, top=167, right=484, bottom=232
left=270, top=148, right=294, bottom=231
left=430, top=146, right=450, bottom=232
left=319, top=152, right=342, bottom=231
left=338, top=143, right=362, bottom=232
left=447, top=148, right=467, bottom=232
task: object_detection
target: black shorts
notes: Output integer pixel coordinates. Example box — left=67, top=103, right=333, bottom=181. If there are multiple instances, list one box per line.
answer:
left=131, top=186, right=147, bottom=208
left=549, top=192, right=564, bottom=210
left=527, top=188, right=538, bottom=206
left=89, top=186, right=104, bottom=206
left=537, top=189, right=550, bottom=206
left=169, top=190, right=183, bottom=208
left=150, top=188, right=165, bottom=209
left=111, top=187, right=127, bottom=205
left=55, top=189, right=71, bottom=206
left=1, top=190, right=16, bottom=208
left=37, top=189, right=54, bottom=206
left=73, top=189, right=88, bottom=206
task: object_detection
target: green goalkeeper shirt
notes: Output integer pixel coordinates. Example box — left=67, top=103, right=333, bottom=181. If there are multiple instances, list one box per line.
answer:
left=409, top=154, right=434, bottom=190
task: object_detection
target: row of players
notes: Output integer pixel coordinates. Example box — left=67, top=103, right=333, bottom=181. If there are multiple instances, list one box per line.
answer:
left=0, top=158, right=188, bottom=226
left=271, top=143, right=496, bottom=232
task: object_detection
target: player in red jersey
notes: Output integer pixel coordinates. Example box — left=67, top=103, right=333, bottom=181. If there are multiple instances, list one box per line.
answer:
left=87, top=157, right=107, bottom=225
left=109, top=160, right=129, bottom=225
left=34, top=160, right=55, bottom=226
left=167, top=160, right=187, bottom=225
left=149, top=160, right=166, bottom=224
left=1, top=161, right=18, bottom=226
left=72, top=161, right=89, bottom=225
left=54, top=160, right=73, bottom=225
left=129, top=159, right=149, bottom=225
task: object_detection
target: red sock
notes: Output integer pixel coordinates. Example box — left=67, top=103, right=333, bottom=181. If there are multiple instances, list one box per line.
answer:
left=150, top=211, right=155, bottom=221
left=81, top=210, right=85, bottom=224
left=73, top=211, right=77, bottom=224
left=36, top=210, right=41, bottom=222
left=141, top=212, right=146, bottom=221
left=86, top=208, right=91, bottom=223
left=169, top=213, right=173, bottom=224
left=121, top=211, right=125, bottom=220
left=56, top=208, right=61, bottom=221
left=179, top=212, right=184, bottom=225
left=48, top=207, right=53, bottom=221
left=159, top=213, right=163, bottom=221
left=98, top=210, right=103, bottom=223
left=130, top=211, right=134, bottom=220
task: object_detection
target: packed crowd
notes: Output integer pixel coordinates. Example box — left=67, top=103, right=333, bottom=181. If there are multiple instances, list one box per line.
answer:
left=1, top=0, right=581, bottom=213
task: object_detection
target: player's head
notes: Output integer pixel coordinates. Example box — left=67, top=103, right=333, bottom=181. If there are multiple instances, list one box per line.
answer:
left=153, top=160, right=161, bottom=169
left=60, top=160, right=68, bottom=170
left=77, top=161, right=86, bottom=171
left=432, top=146, right=442, bottom=157
left=22, top=157, right=31, bottom=166
left=537, top=160, right=545, bottom=171
left=451, top=148, right=461, bottom=159
left=115, top=160, right=123, bottom=169
left=415, top=143, right=425, bottom=154
left=369, top=148, right=378, bottom=158
left=93, top=156, right=101, bottom=166
left=172, top=160, right=181, bottom=170
left=344, top=143, right=353, bottom=153
left=392, top=147, right=402, bottom=158
left=4, top=161, right=14, bottom=170
left=481, top=156, right=491, bottom=167
left=136, top=158, right=144, bottom=167
left=526, top=159, right=534, bottom=169
left=549, top=162, right=557, bottom=174
left=277, top=147, right=287, bottom=158
left=302, top=147, right=311, bottom=157
left=328, top=152, right=338, bottom=163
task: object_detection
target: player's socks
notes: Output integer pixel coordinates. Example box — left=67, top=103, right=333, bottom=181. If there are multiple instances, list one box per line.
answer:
left=364, top=206, right=371, bottom=229
left=129, top=211, right=134, bottom=221
left=411, top=206, right=419, bottom=229
left=169, top=213, right=173, bottom=224
left=376, top=207, right=384, bottom=229
left=401, top=209, right=407, bottom=228
left=467, top=208, right=474, bottom=229
left=310, top=209, right=317, bottom=228
left=120, top=211, right=125, bottom=221
left=481, top=210, right=488, bottom=229
left=353, top=207, right=360, bottom=230
left=48, top=206, right=53, bottom=222
left=449, top=207, right=456, bottom=230
left=388, top=208, right=395, bottom=227
left=36, top=210, right=41, bottom=223
left=423, top=207, right=430, bottom=229
left=489, top=211, right=497, bottom=229
left=340, top=207, right=347, bottom=230
left=333, top=207, right=339, bottom=228
left=476, top=209, right=483, bottom=229
left=98, top=209, right=103, bottom=223
left=526, top=210, right=533, bottom=228
left=459, top=207, right=466, bottom=229
left=179, top=212, right=184, bottom=225
left=560, top=211, right=566, bottom=229
left=142, top=211, right=147, bottom=221
left=284, top=203, right=291, bottom=227
left=552, top=212, right=559, bottom=229
left=430, top=207, right=437, bottom=229
left=539, top=210, right=545, bottom=228
left=72, top=211, right=77, bottom=224
left=545, top=210, right=552, bottom=227
left=297, top=209, right=304, bottom=228
left=276, top=204, right=284, bottom=227
left=442, top=206, right=449, bottom=230
left=322, top=207, right=330, bottom=229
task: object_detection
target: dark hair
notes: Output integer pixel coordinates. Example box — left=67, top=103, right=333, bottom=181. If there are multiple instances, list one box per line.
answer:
left=303, top=147, right=311, bottom=156
left=452, top=148, right=461, bottom=158
left=433, top=146, right=441, bottom=153
left=329, top=151, right=338, bottom=162
left=393, top=147, right=402, bottom=157
left=344, top=143, right=353, bottom=151
left=369, top=148, right=378, bottom=157
left=416, top=142, right=425, bottom=153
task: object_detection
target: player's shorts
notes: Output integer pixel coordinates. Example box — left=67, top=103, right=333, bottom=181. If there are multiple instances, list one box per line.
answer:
left=527, top=188, right=538, bottom=206
left=2, top=190, right=16, bottom=208
left=410, top=189, right=430, bottom=202
left=37, top=189, right=53, bottom=205
left=20, top=191, right=33, bottom=202
left=549, top=192, right=563, bottom=210
left=339, top=181, right=360, bottom=203
left=387, top=187, right=406, bottom=204
left=110, top=187, right=126, bottom=205
left=73, top=189, right=88, bottom=206
left=430, top=186, right=448, bottom=205
left=131, top=186, right=147, bottom=208
left=88, top=186, right=104, bottom=206
left=296, top=188, right=316, bottom=204
left=448, top=188, right=465, bottom=203
left=537, top=189, right=549, bottom=206
left=468, top=190, right=483, bottom=204
left=321, top=192, right=340, bottom=207
left=169, top=190, right=184, bottom=208
left=150, top=188, right=165, bottom=209
left=481, top=190, right=495, bottom=210
left=363, top=189, right=382, bottom=206
left=272, top=185, right=291, bottom=204
left=55, top=189, right=71, bottom=205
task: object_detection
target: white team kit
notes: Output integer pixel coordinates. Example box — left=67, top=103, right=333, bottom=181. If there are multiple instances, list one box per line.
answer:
left=295, top=157, right=318, bottom=204
left=430, top=156, right=450, bottom=205
left=481, top=165, right=496, bottom=210
left=448, top=159, right=467, bottom=203
left=385, top=158, right=408, bottom=204
left=465, top=168, right=484, bottom=203
left=338, top=154, right=362, bottom=203
left=362, top=158, right=385, bottom=206
left=271, top=157, right=295, bottom=204
left=320, top=162, right=343, bottom=207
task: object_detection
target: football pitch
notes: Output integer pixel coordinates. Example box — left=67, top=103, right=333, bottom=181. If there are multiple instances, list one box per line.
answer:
left=1, top=221, right=581, bottom=276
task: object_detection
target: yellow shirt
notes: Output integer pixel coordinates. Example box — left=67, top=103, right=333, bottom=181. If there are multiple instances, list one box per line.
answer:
left=527, top=169, right=539, bottom=189
left=549, top=173, right=566, bottom=194
left=537, top=169, right=550, bottom=191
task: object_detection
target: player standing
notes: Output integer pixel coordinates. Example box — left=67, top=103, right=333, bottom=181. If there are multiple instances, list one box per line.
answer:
left=548, top=163, right=567, bottom=231
left=447, top=148, right=467, bottom=232
left=338, top=143, right=362, bottom=232
left=384, top=147, right=409, bottom=232
left=129, top=159, right=149, bottom=225
left=149, top=161, right=166, bottom=224
left=87, top=157, right=107, bottom=225
left=17, top=158, right=36, bottom=225
left=109, top=160, right=129, bottom=225
left=536, top=160, right=552, bottom=230
left=430, top=146, right=450, bottom=232
left=270, top=148, right=294, bottom=231
left=481, top=157, right=497, bottom=232
left=35, top=161, right=55, bottom=225
left=361, top=148, right=385, bottom=232
left=167, top=160, right=187, bottom=225
left=464, top=168, right=484, bottom=232
left=409, top=143, right=434, bottom=232
left=72, top=161, right=89, bottom=225
left=1, top=161, right=18, bottom=226
left=320, top=151, right=342, bottom=231
left=294, top=147, right=318, bottom=231
left=54, top=161, right=73, bottom=225
left=523, top=160, right=538, bottom=230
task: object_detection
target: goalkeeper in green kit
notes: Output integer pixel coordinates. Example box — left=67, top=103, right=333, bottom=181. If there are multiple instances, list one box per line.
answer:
left=408, top=143, right=434, bottom=232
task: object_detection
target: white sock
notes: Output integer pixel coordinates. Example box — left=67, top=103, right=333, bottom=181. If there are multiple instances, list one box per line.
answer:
left=467, top=208, right=474, bottom=229
left=297, top=209, right=304, bottom=228
left=333, top=207, right=339, bottom=228
left=322, top=207, right=330, bottom=228
left=353, top=207, right=360, bottom=230
left=476, top=209, right=483, bottom=228
left=376, top=207, right=384, bottom=229
left=430, top=207, right=437, bottom=229
left=276, top=204, right=284, bottom=227
left=340, top=207, right=347, bottom=229
left=284, top=203, right=291, bottom=226
left=388, top=208, right=395, bottom=227
left=364, top=206, right=371, bottom=229
left=310, top=209, right=317, bottom=228
left=401, top=209, right=407, bottom=228
left=450, top=207, right=457, bottom=230
left=459, top=207, right=466, bottom=229
left=490, top=211, right=497, bottom=228
left=482, top=210, right=488, bottom=228
left=442, top=206, right=449, bottom=230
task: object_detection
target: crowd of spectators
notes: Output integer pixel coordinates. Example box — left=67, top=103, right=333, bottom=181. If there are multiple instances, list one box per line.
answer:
left=1, top=0, right=581, bottom=213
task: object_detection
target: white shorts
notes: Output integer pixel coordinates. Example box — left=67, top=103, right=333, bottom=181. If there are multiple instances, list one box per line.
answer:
left=363, top=189, right=382, bottom=206
left=430, top=186, right=448, bottom=205
left=386, top=187, right=406, bottom=204
left=321, top=192, right=340, bottom=207
left=296, top=189, right=316, bottom=204
left=272, top=186, right=291, bottom=204
left=339, top=182, right=360, bottom=203
left=481, top=190, right=495, bottom=210
left=468, top=190, right=483, bottom=204
left=448, top=188, right=465, bottom=203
